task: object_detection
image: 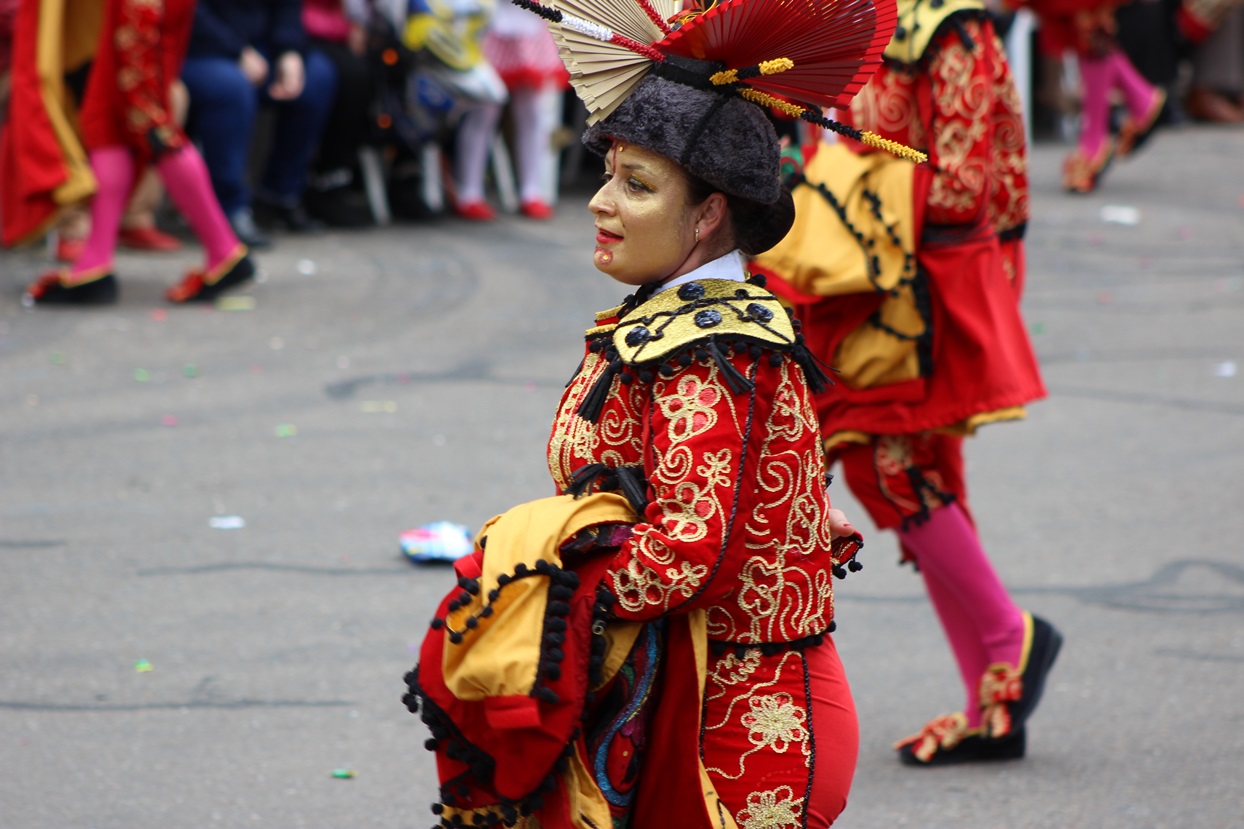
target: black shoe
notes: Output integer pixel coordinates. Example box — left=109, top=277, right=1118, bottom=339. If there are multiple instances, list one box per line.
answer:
left=166, top=252, right=256, bottom=303
left=980, top=612, right=1063, bottom=739
left=896, top=713, right=1027, bottom=767
left=253, top=197, right=325, bottom=234
left=25, top=272, right=119, bottom=305
left=228, top=208, right=272, bottom=250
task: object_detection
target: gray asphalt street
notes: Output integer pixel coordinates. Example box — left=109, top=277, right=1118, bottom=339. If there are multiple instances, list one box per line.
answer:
left=2, top=125, right=1243, bottom=829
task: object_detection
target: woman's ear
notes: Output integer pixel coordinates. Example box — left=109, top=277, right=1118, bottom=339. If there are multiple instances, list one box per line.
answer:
left=695, top=192, right=729, bottom=241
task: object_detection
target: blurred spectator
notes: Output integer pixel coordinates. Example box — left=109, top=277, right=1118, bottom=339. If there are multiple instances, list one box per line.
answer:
left=23, top=0, right=254, bottom=306
left=402, top=0, right=507, bottom=221
left=1184, top=5, right=1244, bottom=122
left=180, top=0, right=336, bottom=247
left=303, top=0, right=378, bottom=227
left=483, top=1, right=567, bottom=219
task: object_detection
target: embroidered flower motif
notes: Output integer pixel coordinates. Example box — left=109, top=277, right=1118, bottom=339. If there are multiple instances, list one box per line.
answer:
left=610, top=557, right=706, bottom=612
left=894, top=711, right=969, bottom=763
left=659, top=375, right=720, bottom=442
left=709, top=649, right=762, bottom=686
left=742, top=693, right=807, bottom=753
left=737, top=786, right=802, bottom=829
left=874, top=434, right=913, bottom=476
left=979, top=663, right=1022, bottom=738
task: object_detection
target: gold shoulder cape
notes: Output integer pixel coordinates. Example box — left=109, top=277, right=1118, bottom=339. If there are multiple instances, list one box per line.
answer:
left=884, top=0, right=986, bottom=65
left=612, top=279, right=795, bottom=366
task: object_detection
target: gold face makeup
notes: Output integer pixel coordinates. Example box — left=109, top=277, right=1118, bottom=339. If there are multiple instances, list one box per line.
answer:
left=588, top=143, right=699, bottom=287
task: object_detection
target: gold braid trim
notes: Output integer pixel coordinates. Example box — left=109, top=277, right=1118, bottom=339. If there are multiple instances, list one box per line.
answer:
left=759, top=57, right=794, bottom=75
left=857, top=131, right=928, bottom=163
left=739, top=90, right=929, bottom=163
left=738, top=88, right=805, bottom=118
left=710, top=57, right=795, bottom=86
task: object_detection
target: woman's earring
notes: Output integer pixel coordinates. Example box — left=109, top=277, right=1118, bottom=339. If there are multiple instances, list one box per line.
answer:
left=695, top=227, right=700, bottom=241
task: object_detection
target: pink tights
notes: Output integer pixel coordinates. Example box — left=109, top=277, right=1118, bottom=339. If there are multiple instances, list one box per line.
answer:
left=898, top=503, right=1025, bottom=728
left=1078, top=48, right=1159, bottom=158
left=70, top=144, right=240, bottom=283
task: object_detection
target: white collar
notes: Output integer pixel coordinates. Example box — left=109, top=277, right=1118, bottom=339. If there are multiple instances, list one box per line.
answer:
left=656, top=250, right=746, bottom=294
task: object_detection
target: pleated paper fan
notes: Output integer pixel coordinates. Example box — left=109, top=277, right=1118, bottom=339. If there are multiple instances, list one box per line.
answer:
left=554, top=28, right=654, bottom=120
left=546, top=0, right=678, bottom=43
left=508, top=0, right=923, bottom=160
left=540, top=0, right=683, bottom=122
left=655, top=0, right=898, bottom=108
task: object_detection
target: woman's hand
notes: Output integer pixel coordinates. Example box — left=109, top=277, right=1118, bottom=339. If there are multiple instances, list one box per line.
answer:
left=826, top=508, right=856, bottom=540
left=268, top=51, right=306, bottom=100
left=239, top=46, right=269, bottom=86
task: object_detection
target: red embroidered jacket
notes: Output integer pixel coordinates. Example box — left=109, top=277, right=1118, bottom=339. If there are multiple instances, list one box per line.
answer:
left=779, top=6, right=1046, bottom=441
left=546, top=278, right=851, bottom=646
left=846, top=11, right=1029, bottom=243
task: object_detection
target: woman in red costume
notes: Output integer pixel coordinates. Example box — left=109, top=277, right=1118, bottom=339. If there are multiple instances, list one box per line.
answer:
left=402, top=0, right=912, bottom=825
left=752, top=0, right=1063, bottom=766
left=1020, top=0, right=1166, bottom=192
left=23, top=0, right=253, bottom=305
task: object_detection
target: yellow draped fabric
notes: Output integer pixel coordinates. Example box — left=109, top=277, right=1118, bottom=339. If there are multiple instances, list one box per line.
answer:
left=753, top=142, right=923, bottom=391
left=433, top=491, right=727, bottom=829
left=442, top=492, right=641, bottom=701
left=38, top=0, right=100, bottom=209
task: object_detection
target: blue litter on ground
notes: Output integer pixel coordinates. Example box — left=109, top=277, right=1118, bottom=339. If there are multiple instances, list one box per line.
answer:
left=401, top=522, right=473, bottom=563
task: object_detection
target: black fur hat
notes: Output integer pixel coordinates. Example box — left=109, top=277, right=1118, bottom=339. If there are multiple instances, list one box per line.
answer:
left=582, top=58, right=781, bottom=205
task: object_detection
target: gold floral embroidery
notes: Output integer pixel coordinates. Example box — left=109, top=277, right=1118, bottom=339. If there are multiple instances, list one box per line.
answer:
left=850, top=68, right=926, bottom=150
left=547, top=347, right=645, bottom=492
left=707, top=649, right=762, bottom=687
left=720, top=362, right=834, bottom=641
left=659, top=373, right=721, bottom=442
left=986, top=30, right=1029, bottom=234
left=737, top=786, right=802, bottom=829
left=742, top=693, right=808, bottom=753
left=610, top=555, right=708, bottom=612
left=706, top=651, right=810, bottom=781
